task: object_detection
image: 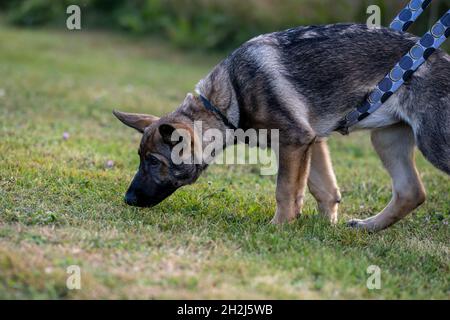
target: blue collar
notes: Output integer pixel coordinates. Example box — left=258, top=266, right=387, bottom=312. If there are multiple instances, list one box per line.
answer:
left=199, top=94, right=238, bottom=130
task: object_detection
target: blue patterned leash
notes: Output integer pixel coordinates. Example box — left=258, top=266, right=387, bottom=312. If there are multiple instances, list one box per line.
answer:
left=336, top=4, right=449, bottom=135
left=390, top=0, right=432, bottom=31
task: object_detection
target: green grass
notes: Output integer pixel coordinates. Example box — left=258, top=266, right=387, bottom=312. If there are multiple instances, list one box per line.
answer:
left=0, top=25, right=449, bottom=299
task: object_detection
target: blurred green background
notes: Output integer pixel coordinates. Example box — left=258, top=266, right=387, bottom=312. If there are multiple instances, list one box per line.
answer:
left=1, top=0, right=449, bottom=51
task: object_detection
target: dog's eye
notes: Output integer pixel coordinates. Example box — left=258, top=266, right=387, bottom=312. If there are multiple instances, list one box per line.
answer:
left=147, top=155, right=159, bottom=166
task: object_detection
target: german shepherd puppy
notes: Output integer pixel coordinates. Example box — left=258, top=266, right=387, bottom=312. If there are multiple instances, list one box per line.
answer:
left=114, top=24, right=450, bottom=232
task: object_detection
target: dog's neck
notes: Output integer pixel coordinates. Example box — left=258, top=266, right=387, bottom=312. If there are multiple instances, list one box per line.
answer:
left=173, top=63, right=240, bottom=150
left=195, top=63, right=240, bottom=130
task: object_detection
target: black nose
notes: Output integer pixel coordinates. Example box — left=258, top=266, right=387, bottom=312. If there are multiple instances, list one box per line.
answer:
left=124, top=192, right=138, bottom=206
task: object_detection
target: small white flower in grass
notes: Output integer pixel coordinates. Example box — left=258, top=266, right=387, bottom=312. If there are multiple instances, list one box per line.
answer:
left=0, top=88, right=5, bottom=97
left=105, top=160, right=114, bottom=169
left=443, top=220, right=448, bottom=226
left=62, top=132, right=70, bottom=140
left=45, top=267, right=53, bottom=274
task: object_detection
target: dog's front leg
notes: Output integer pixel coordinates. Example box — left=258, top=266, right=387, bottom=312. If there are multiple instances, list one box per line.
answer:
left=271, top=144, right=312, bottom=224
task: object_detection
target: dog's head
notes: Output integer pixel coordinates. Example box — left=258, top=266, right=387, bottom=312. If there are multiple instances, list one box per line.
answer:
left=113, top=96, right=204, bottom=207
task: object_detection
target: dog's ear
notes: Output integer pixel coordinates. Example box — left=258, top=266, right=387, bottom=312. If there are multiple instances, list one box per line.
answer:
left=113, top=110, right=159, bottom=133
left=158, top=123, right=179, bottom=146
left=159, top=122, right=202, bottom=162
left=158, top=123, right=196, bottom=148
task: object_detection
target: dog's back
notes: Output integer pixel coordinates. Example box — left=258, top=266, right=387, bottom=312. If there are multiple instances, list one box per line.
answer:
left=226, top=24, right=450, bottom=174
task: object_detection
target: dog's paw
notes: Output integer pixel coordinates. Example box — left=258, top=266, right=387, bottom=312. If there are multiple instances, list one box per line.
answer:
left=270, top=217, right=281, bottom=225
left=270, top=216, right=291, bottom=225
left=329, top=212, right=338, bottom=225
left=270, top=214, right=298, bottom=225
left=347, top=218, right=378, bottom=232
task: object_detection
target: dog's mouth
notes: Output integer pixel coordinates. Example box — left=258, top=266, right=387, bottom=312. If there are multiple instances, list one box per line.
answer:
left=124, top=196, right=156, bottom=208
left=124, top=195, right=165, bottom=208
left=124, top=187, right=177, bottom=208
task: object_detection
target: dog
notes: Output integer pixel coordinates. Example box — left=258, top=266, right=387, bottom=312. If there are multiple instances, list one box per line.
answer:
left=113, top=23, right=450, bottom=232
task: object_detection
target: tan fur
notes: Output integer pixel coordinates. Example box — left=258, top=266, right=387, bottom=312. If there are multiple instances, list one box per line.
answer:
left=307, top=139, right=341, bottom=224
left=271, top=139, right=341, bottom=225
left=348, top=123, right=426, bottom=231
left=271, top=144, right=312, bottom=224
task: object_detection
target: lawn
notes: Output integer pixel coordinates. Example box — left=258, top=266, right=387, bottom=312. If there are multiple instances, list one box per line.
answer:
left=0, top=24, right=448, bottom=299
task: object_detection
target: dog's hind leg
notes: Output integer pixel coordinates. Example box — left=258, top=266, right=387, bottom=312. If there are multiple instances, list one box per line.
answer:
left=348, top=123, right=426, bottom=232
left=307, top=139, right=341, bottom=224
